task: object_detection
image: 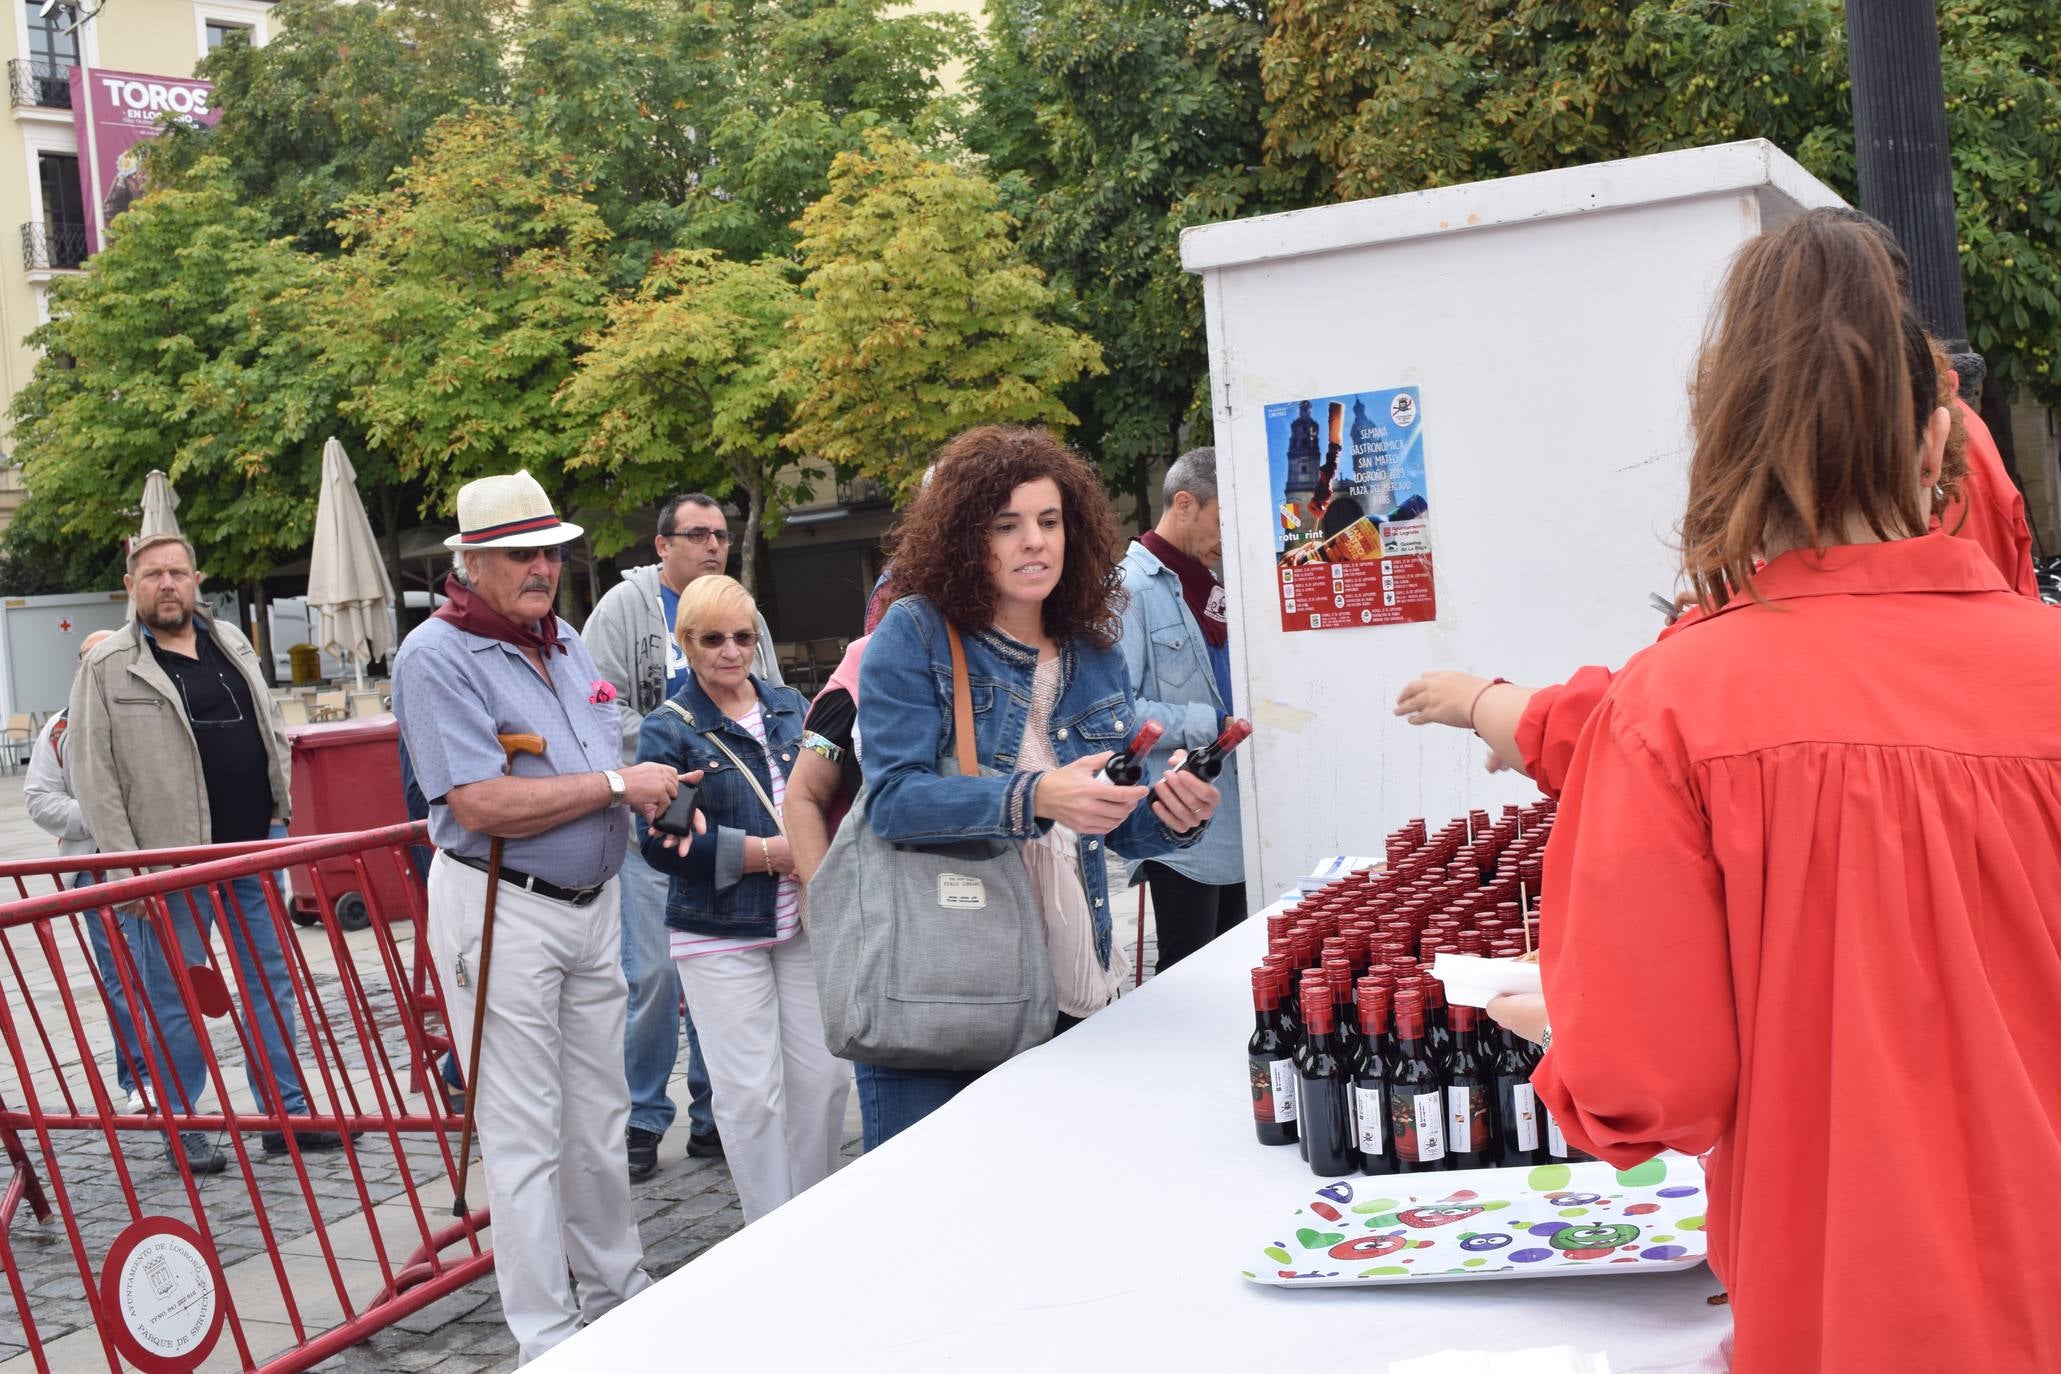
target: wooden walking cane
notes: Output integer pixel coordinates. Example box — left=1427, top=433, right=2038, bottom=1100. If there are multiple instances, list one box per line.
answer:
left=452, top=731, right=547, bottom=1218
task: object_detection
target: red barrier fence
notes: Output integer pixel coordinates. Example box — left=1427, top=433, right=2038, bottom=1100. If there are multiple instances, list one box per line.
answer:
left=0, top=823, right=494, bottom=1372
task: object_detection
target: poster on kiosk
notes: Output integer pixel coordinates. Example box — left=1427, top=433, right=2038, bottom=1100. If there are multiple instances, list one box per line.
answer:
left=67, top=67, right=219, bottom=256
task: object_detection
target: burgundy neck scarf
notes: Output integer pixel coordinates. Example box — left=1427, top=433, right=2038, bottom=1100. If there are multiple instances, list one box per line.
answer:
left=1140, top=531, right=1227, bottom=647
left=433, top=573, right=569, bottom=657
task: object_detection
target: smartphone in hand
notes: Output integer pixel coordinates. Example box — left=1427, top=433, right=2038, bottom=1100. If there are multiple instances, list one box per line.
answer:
left=651, top=780, right=700, bottom=837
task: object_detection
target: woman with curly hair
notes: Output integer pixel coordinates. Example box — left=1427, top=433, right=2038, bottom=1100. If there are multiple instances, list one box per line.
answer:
left=851, top=425, right=1223, bottom=1146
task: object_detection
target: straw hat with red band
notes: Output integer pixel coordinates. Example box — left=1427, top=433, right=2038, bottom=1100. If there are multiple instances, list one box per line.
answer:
left=443, top=470, right=585, bottom=549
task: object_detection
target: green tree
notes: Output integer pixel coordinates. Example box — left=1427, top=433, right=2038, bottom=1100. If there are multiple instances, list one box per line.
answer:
left=1257, top=1, right=2061, bottom=408
left=517, top=0, right=970, bottom=272
left=779, top=131, right=1104, bottom=499
left=154, top=0, right=515, bottom=250
left=6, top=159, right=336, bottom=585
left=560, top=251, right=807, bottom=589
left=969, top=0, right=1316, bottom=523
left=313, top=112, right=613, bottom=541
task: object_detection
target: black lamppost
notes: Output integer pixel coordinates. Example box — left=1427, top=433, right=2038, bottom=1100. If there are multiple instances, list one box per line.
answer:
left=1845, top=0, right=1983, bottom=400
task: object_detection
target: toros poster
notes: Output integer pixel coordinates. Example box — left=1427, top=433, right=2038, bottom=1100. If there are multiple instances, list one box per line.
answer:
left=68, top=67, right=218, bottom=255
left=1263, top=385, right=1435, bottom=633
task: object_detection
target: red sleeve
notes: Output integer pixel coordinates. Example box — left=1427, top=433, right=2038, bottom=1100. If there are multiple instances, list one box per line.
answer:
left=1946, top=400, right=2038, bottom=598
left=1529, top=697, right=1738, bottom=1166
left=1514, top=665, right=1615, bottom=801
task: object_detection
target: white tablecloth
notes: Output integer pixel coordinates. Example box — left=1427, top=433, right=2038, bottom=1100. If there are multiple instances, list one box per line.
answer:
left=535, top=905, right=1734, bottom=1373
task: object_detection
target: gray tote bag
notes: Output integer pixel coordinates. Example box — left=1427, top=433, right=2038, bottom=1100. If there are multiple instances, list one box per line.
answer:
left=809, top=624, right=1057, bottom=1071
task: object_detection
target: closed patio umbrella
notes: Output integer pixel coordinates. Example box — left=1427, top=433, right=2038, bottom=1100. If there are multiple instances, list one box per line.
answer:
left=138, top=469, right=182, bottom=540
left=306, top=437, right=396, bottom=688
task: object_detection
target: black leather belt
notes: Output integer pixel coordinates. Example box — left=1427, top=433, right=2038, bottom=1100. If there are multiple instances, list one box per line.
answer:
left=444, top=852, right=607, bottom=907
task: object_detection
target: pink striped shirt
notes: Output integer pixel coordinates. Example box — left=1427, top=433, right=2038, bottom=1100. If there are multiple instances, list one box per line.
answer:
left=670, top=704, right=800, bottom=960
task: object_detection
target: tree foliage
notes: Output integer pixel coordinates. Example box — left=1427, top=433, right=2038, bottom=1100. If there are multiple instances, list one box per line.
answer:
left=970, top=0, right=1315, bottom=519
left=312, top=113, right=612, bottom=525
left=5, top=159, right=336, bottom=583
left=780, top=131, right=1104, bottom=499
left=561, top=251, right=808, bottom=586
left=1257, top=0, right=2061, bottom=405
left=155, top=0, right=514, bottom=250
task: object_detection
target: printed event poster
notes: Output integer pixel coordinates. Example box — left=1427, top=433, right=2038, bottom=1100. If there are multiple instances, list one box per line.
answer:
left=68, top=67, right=219, bottom=255
left=1263, top=385, right=1435, bottom=633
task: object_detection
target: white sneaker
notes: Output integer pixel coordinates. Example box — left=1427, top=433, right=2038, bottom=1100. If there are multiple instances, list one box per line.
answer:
left=124, top=1089, right=145, bottom=1114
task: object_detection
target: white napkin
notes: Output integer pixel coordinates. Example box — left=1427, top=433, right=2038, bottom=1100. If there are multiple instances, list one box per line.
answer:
left=1431, top=952, right=1544, bottom=1009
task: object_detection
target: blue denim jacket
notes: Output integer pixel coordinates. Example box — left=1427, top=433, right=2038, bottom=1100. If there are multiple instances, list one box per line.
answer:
left=858, top=595, right=1205, bottom=968
left=1118, top=539, right=1244, bottom=887
left=635, top=673, right=807, bottom=939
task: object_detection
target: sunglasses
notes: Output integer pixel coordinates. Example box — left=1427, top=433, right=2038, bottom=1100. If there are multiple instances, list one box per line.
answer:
left=499, top=546, right=567, bottom=564
left=661, top=526, right=731, bottom=546
left=693, top=629, right=759, bottom=651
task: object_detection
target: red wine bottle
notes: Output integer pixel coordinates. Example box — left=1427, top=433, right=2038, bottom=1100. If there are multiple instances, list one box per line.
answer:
left=1247, top=968, right=1298, bottom=1147
left=1101, top=719, right=1166, bottom=786
left=1176, top=718, right=1252, bottom=781
left=1294, top=981, right=1357, bottom=1177
left=1385, top=988, right=1448, bottom=1173
left=1353, top=979, right=1393, bottom=1175
left=1443, top=1003, right=1496, bottom=1170
left=1490, top=1026, right=1542, bottom=1167
left=1295, top=971, right=1325, bottom=1161
left=1415, top=974, right=1454, bottom=1070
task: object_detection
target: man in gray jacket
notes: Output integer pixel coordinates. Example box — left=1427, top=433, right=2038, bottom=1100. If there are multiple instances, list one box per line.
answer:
left=68, top=533, right=341, bottom=1172
left=585, top=492, right=779, bottom=1180
left=1118, top=448, right=1247, bottom=972
left=25, top=629, right=145, bottom=1110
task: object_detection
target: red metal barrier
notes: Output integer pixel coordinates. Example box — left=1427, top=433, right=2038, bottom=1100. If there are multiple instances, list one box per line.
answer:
left=0, top=823, right=493, bottom=1373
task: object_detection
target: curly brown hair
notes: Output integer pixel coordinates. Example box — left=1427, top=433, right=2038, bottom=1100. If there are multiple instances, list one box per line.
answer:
left=883, top=425, right=1127, bottom=648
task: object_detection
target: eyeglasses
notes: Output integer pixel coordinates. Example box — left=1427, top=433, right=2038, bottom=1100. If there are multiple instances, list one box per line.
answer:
left=693, top=629, right=759, bottom=650
left=499, top=546, right=566, bottom=564
left=661, top=526, right=731, bottom=546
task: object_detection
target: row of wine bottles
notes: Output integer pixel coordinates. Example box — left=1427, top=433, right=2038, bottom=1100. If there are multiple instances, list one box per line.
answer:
left=1247, top=806, right=1594, bottom=1175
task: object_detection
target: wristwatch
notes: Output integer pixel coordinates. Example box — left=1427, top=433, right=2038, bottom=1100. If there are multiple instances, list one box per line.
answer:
left=603, top=769, right=627, bottom=805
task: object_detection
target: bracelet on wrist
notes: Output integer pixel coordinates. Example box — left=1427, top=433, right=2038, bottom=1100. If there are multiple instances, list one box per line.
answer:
left=1467, top=677, right=1511, bottom=734
left=759, top=835, right=772, bottom=873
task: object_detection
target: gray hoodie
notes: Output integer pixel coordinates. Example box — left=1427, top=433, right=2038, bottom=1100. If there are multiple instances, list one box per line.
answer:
left=583, top=563, right=783, bottom=764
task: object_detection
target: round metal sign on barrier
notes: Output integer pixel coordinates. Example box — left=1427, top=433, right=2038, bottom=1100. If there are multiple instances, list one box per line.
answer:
left=184, top=964, right=232, bottom=1019
left=97, top=1216, right=225, bottom=1373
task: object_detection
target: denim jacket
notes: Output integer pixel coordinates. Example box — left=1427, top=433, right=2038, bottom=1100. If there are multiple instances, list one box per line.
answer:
left=858, top=595, right=1206, bottom=968
left=635, top=672, right=807, bottom=939
left=1118, top=539, right=1244, bottom=887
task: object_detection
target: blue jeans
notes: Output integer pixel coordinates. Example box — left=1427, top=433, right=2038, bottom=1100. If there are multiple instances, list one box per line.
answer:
left=75, top=873, right=143, bottom=1097
left=851, top=1063, right=979, bottom=1151
left=618, top=841, right=713, bottom=1138
left=128, top=829, right=309, bottom=1120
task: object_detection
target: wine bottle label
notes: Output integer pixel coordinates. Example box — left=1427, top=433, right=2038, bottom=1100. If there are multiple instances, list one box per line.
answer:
left=1446, top=1084, right=1489, bottom=1154
left=1268, top=1058, right=1299, bottom=1124
left=1509, top=1083, right=1539, bottom=1152
left=1547, top=1107, right=1570, bottom=1158
left=1390, top=1090, right=1446, bottom=1162
left=1354, top=1086, right=1384, bottom=1155
left=1249, top=1058, right=1275, bottom=1124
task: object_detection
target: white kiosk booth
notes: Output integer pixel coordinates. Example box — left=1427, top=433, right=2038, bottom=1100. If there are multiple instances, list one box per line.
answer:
left=1183, top=139, right=1843, bottom=900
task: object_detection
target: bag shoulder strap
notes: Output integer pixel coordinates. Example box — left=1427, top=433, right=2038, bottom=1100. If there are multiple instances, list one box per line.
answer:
left=663, top=698, right=785, bottom=835
left=945, top=622, right=977, bottom=778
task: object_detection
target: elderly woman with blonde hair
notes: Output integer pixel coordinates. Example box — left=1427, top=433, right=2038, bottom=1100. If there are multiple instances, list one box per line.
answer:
left=635, top=575, right=848, bottom=1222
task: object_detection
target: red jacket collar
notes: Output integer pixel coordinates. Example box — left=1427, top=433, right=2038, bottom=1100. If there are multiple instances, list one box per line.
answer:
left=1709, top=533, right=2011, bottom=619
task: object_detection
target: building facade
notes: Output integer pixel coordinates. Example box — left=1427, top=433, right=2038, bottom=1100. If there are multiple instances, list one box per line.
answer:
left=0, top=0, right=270, bottom=527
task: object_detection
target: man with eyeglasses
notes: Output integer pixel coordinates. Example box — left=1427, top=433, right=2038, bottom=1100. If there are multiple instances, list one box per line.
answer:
left=394, top=471, right=695, bottom=1364
left=68, top=532, right=342, bottom=1174
left=585, top=492, right=779, bottom=1182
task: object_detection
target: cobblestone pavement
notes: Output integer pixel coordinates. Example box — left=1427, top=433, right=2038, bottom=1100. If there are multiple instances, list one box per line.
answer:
left=0, top=774, right=1156, bottom=1372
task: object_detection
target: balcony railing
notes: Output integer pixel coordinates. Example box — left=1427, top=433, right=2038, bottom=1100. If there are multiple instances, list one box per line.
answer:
left=8, top=59, right=75, bottom=110
left=21, top=220, right=87, bottom=272
left=837, top=476, right=887, bottom=506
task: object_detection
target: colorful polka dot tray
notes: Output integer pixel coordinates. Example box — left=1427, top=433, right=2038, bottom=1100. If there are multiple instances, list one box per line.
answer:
left=1243, top=1153, right=1709, bottom=1286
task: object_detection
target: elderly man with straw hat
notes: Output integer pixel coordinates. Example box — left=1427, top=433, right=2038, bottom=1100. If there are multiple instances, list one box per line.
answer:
left=392, top=471, right=697, bottom=1364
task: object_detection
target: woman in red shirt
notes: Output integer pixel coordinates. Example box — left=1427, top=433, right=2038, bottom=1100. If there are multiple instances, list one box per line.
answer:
left=1485, top=212, right=2061, bottom=1371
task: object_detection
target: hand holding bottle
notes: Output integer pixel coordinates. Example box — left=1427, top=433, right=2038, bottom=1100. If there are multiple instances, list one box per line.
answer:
left=1032, top=753, right=1149, bottom=834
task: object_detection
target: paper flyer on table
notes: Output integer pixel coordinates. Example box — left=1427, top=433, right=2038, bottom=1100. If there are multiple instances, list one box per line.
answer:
left=1263, top=384, right=1435, bottom=633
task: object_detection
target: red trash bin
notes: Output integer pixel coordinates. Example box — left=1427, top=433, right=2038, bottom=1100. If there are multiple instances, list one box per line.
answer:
left=285, top=714, right=418, bottom=930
